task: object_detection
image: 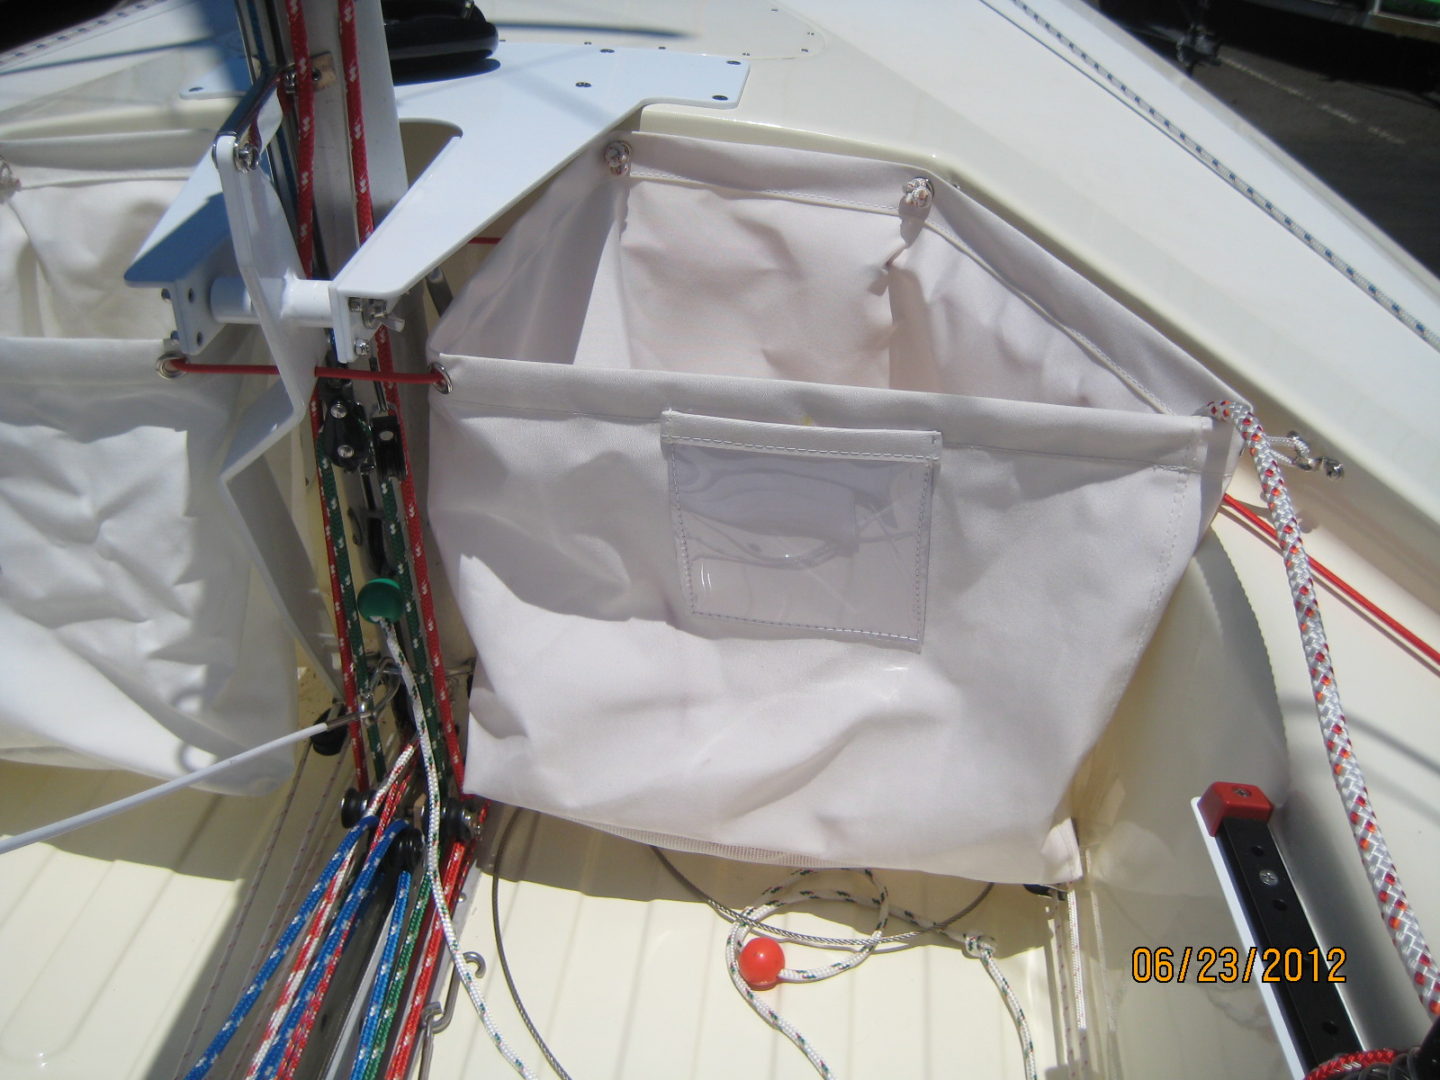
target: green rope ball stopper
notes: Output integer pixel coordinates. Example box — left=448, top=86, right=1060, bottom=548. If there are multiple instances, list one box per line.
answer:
left=357, top=577, right=406, bottom=624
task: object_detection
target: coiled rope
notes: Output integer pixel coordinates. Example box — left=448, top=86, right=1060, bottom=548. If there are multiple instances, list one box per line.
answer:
left=720, top=870, right=1035, bottom=1080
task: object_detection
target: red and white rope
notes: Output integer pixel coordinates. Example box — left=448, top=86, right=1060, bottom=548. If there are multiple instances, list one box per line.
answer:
left=1211, top=402, right=1440, bottom=1017
left=381, top=840, right=470, bottom=1080
left=279, top=0, right=374, bottom=790
left=283, top=0, right=316, bottom=277
left=382, top=622, right=535, bottom=1078
left=245, top=745, right=416, bottom=1079
left=336, top=0, right=465, bottom=785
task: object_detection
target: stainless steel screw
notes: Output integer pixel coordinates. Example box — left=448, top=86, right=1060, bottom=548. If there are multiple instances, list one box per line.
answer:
left=233, top=141, right=261, bottom=171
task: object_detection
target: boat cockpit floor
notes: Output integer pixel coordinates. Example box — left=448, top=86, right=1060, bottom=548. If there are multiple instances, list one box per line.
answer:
left=0, top=750, right=1065, bottom=1080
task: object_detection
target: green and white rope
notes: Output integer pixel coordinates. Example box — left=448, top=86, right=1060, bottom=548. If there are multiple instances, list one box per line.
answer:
left=378, top=477, right=453, bottom=788
left=380, top=622, right=536, bottom=1079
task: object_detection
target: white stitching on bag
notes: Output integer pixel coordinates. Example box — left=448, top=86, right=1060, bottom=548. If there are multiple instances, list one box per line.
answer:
left=664, top=434, right=937, bottom=462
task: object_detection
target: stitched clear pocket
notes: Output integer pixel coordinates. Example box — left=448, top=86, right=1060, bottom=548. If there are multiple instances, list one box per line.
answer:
left=661, top=411, right=940, bottom=648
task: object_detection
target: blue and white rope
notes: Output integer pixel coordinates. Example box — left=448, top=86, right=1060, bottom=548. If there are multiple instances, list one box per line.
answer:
left=255, top=819, right=411, bottom=1080
left=348, top=867, right=413, bottom=1080
left=243, top=746, right=416, bottom=1078
left=182, top=817, right=377, bottom=1080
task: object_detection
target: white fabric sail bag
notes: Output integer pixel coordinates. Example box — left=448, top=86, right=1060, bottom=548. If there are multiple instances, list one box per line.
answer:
left=0, top=107, right=296, bottom=792
left=0, top=341, right=295, bottom=790
left=428, top=133, right=1240, bottom=882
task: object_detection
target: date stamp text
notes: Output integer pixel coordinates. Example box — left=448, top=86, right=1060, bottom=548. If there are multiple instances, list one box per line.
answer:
left=1131, top=946, right=1347, bottom=984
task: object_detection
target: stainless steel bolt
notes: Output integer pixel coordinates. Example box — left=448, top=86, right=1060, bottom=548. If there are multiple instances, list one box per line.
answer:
left=233, top=141, right=261, bottom=171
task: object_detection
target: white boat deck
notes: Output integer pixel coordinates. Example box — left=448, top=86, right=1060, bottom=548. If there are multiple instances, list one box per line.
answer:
left=1, top=1, right=1437, bottom=1077
left=1, top=753, right=1066, bottom=1079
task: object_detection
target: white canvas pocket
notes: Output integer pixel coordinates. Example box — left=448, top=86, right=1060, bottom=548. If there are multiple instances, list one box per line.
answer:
left=662, top=412, right=939, bottom=647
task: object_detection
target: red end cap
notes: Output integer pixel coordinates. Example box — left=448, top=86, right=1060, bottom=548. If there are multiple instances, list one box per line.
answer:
left=1199, top=782, right=1274, bottom=836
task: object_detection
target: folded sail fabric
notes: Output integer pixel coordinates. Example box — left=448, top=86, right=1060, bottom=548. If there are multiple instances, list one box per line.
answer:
left=428, top=132, right=1239, bottom=881
left=0, top=340, right=295, bottom=792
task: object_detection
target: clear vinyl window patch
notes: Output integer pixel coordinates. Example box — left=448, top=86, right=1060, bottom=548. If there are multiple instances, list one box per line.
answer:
left=662, top=411, right=940, bottom=647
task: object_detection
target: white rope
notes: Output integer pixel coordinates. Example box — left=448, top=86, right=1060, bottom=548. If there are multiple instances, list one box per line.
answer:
left=962, top=934, right=1039, bottom=1080
left=0, top=719, right=344, bottom=857
left=380, top=622, right=537, bottom=1079
left=1063, top=884, right=1092, bottom=1078
left=724, top=870, right=1035, bottom=1080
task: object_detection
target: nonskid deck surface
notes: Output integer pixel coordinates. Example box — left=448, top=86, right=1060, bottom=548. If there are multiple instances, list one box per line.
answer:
left=0, top=758, right=1062, bottom=1080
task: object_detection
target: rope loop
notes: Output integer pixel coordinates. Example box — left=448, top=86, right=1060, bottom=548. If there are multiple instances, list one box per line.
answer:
left=961, top=933, right=997, bottom=960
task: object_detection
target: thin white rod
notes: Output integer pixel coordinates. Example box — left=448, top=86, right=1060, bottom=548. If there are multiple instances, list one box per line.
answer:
left=0, top=721, right=331, bottom=857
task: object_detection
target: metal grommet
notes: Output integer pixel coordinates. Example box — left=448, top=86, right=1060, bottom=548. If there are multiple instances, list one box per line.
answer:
left=604, top=139, right=632, bottom=177
left=430, top=361, right=452, bottom=395
left=901, top=177, right=934, bottom=210
left=156, top=352, right=184, bottom=379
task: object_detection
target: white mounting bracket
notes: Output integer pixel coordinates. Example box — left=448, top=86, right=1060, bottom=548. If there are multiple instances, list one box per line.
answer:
left=125, top=43, right=747, bottom=689
left=130, top=43, right=747, bottom=371
left=331, top=43, right=747, bottom=353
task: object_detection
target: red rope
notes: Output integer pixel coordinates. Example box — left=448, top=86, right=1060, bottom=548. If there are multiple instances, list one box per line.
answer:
left=381, top=837, right=471, bottom=1080
left=1222, top=494, right=1440, bottom=670
left=166, top=359, right=445, bottom=384
left=245, top=845, right=357, bottom=1079
left=280, top=0, right=368, bottom=791
left=284, top=0, right=316, bottom=277
left=1304, top=1048, right=1399, bottom=1079
left=337, top=0, right=465, bottom=785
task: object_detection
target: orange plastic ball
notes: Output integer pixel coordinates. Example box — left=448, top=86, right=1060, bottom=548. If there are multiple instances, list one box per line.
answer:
left=738, top=937, right=786, bottom=990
